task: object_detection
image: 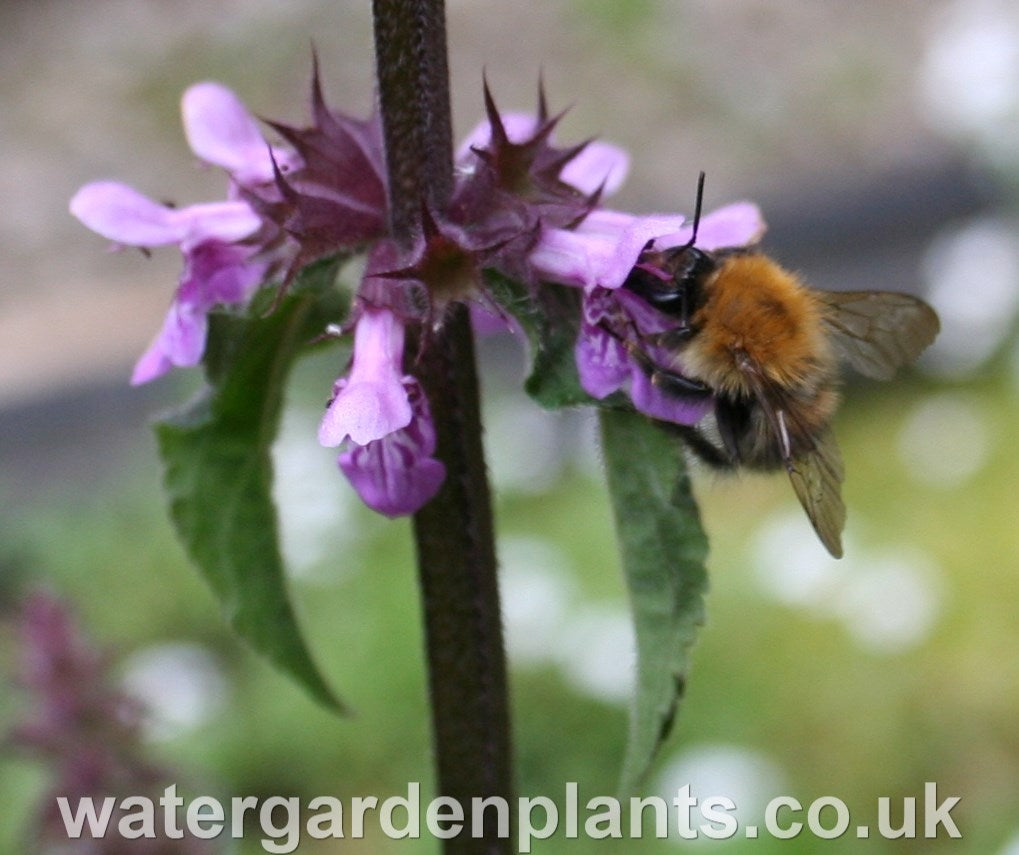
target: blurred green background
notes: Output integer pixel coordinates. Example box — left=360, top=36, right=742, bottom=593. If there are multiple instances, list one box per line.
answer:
left=2, top=1, right=1018, bottom=852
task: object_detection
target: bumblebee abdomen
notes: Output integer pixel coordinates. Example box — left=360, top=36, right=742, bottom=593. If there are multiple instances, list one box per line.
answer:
left=683, top=254, right=835, bottom=396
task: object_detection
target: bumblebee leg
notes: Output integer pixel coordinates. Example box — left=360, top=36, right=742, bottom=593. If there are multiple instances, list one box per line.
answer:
left=714, top=395, right=753, bottom=463
left=654, top=419, right=735, bottom=469
left=596, top=319, right=711, bottom=398
left=648, top=365, right=712, bottom=397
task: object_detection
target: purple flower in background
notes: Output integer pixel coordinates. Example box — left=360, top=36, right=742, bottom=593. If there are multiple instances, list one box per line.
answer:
left=9, top=591, right=218, bottom=854
left=69, top=181, right=265, bottom=384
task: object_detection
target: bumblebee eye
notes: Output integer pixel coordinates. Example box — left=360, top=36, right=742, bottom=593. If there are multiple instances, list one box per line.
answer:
left=675, top=247, right=714, bottom=285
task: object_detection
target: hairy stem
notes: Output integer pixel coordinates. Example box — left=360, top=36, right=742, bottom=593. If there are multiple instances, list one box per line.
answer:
left=372, top=1, right=513, bottom=850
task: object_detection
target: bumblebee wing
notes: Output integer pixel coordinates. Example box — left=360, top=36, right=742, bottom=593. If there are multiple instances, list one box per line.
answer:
left=786, top=430, right=845, bottom=558
left=736, top=352, right=846, bottom=558
left=818, top=291, right=939, bottom=381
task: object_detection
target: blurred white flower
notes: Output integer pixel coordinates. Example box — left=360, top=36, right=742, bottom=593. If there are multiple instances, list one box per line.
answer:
left=920, top=217, right=1019, bottom=378
left=120, top=642, right=229, bottom=741
left=919, top=0, right=1019, bottom=165
left=753, top=512, right=944, bottom=654
left=657, top=743, right=788, bottom=834
left=897, top=393, right=992, bottom=487
left=500, top=536, right=578, bottom=664
left=273, top=405, right=359, bottom=580
left=556, top=604, right=636, bottom=704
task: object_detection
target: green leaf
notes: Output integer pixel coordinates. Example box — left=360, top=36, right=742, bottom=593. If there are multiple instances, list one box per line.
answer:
left=155, top=257, right=348, bottom=712
left=483, top=268, right=592, bottom=408
left=599, top=408, right=709, bottom=793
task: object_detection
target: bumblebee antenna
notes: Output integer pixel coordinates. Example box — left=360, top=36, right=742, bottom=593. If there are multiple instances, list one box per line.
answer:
left=684, top=171, right=706, bottom=248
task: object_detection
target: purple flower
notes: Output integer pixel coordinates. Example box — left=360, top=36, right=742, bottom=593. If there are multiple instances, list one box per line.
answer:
left=69, top=181, right=261, bottom=249
left=69, top=181, right=266, bottom=384
left=318, top=306, right=444, bottom=515
left=338, top=379, right=446, bottom=517
left=131, top=241, right=268, bottom=385
left=577, top=286, right=714, bottom=424
left=529, top=201, right=766, bottom=424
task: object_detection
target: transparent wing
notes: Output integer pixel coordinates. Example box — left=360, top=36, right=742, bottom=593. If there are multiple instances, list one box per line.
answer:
left=818, top=290, right=939, bottom=381
left=786, top=430, right=845, bottom=559
left=737, top=351, right=846, bottom=558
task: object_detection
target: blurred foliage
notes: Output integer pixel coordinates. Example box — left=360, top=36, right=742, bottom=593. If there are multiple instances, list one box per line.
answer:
left=2, top=359, right=1017, bottom=853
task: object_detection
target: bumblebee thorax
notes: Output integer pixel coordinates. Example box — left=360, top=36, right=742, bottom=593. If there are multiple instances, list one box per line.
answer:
left=681, top=254, right=834, bottom=395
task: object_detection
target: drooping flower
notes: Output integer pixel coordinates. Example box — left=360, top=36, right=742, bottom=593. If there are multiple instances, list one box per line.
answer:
left=338, top=378, right=446, bottom=517
left=317, top=297, right=445, bottom=516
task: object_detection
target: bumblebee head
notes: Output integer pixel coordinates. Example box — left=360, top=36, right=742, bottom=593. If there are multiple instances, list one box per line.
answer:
left=623, top=172, right=717, bottom=317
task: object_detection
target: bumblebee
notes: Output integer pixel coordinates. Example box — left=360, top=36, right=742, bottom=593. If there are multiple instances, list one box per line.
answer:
left=623, top=174, right=939, bottom=557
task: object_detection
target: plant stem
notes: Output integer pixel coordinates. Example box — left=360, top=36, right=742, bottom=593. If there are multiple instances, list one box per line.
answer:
left=372, top=2, right=514, bottom=851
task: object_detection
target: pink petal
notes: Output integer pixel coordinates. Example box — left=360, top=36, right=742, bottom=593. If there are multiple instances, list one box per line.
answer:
left=339, top=439, right=445, bottom=517
left=560, top=141, right=630, bottom=197
left=337, top=380, right=445, bottom=516
left=182, top=82, right=278, bottom=185
left=70, top=182, right=182, bottom=246
left=319, top=378, right=413, bottom=448
left=318, top=309, right=412, bottom=447
left=530, top=210, right=687, bottom=290
left=653, top=202, right=766, bottom=252
left=130, top=301, right=208, bottom=386
left=130, top=335, right=174, bottom=386
left=172, top=201, right=262, bottom=249
left=69, top=182, right=261, bottom=250
left=576, top=324, right=629, bottom=399
left=160, top=301, right=207, bottom=366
